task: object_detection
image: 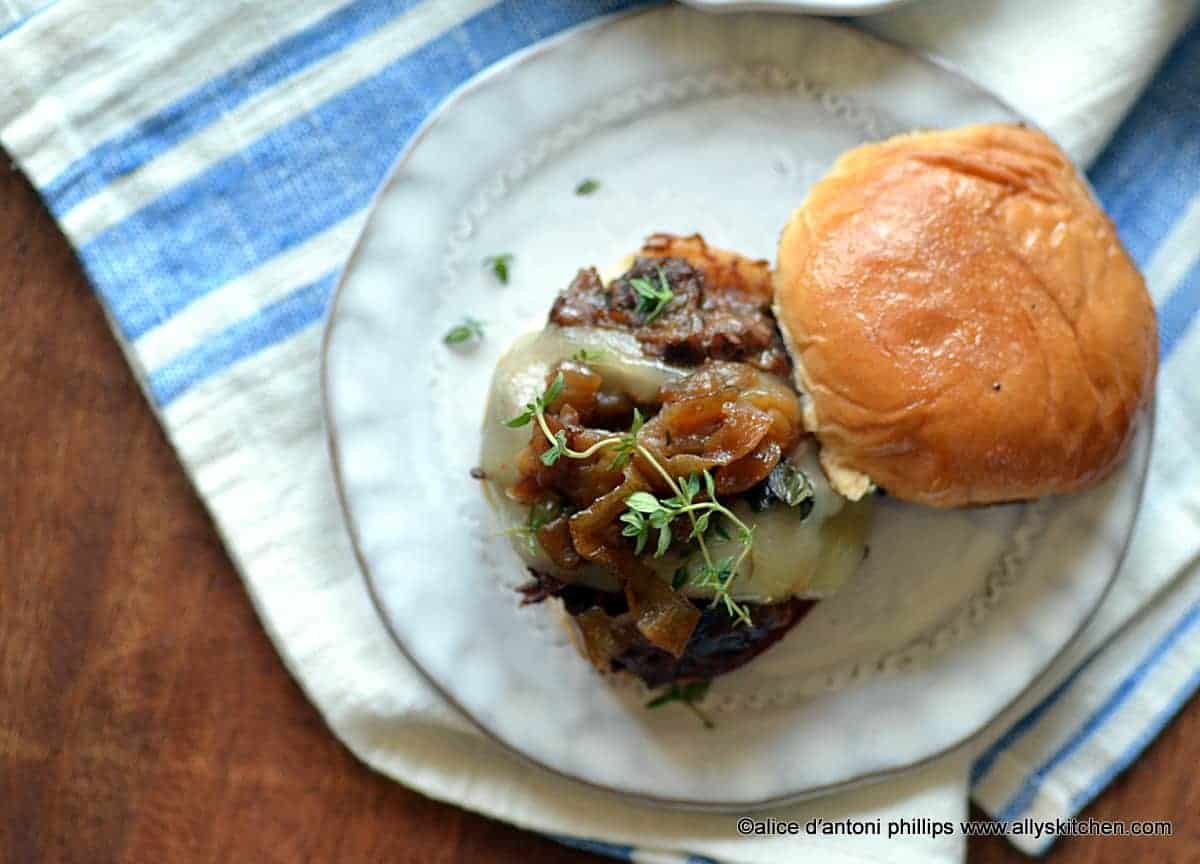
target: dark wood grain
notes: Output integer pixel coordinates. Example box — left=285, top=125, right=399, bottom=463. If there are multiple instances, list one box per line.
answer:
left=0, top=155, right=1196, bottom=864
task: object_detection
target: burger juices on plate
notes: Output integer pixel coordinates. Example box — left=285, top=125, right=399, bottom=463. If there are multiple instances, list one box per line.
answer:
left=477, top=124, right=1156, bottom=690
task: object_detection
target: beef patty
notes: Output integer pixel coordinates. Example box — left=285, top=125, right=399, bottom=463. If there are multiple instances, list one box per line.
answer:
left=510, top=234, right=811, bottom=688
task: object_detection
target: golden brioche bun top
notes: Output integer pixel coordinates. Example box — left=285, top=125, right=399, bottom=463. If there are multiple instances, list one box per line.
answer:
left=774, top=123, right=1157, bottom=507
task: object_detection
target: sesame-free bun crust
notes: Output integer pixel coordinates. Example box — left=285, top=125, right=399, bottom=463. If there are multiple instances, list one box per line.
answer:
left=774, top=124, right=1157, bottom=507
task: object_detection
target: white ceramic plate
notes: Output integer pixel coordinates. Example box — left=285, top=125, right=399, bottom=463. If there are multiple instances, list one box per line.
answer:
left=680, top=0, right=915, bottom=15
left=322, top=7, right=1151, bottom=808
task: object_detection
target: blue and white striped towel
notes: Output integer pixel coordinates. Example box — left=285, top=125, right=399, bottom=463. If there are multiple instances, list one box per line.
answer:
left=3, top=1, right=1197, bottom=861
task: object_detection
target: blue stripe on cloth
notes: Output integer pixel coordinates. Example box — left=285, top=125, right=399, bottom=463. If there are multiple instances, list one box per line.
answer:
left=550, top=834, right=634, bottom=860
left=969, top=283, right=1195, bottom=792
left=149, top=272, right=336, bottom=405
left=1159, top=258, right=1200, bottom=360
left=687, top=856, right=720, bottom=864
left=972, top=22, right=1200, bottom=791
left=1087, top=19, right=1200, bottom=266
left=42, top=0, right=427, bottom=215
left=79, top=0, right=648, bottom=344
left=1068, top=662, right=1200, bottom=815
left=0, top=0, right=62, bottom=39
left=993, top=600, right=1200, bottom=822
left=969, top=661, right=1093, bottom=787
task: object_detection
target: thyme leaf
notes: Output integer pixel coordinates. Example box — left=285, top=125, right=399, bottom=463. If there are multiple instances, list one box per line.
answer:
left=607, top=408, right=643, bottom=471
left=628, top=265, right=673, bottom=323
left=540, top=429, right=568, bottom=466
left=443, top=317, right=484, bottom=345
left=483, top=253, right=514, bottom=284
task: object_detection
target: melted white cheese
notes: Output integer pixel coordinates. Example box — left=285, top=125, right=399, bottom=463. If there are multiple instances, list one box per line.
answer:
left=479, top=326, right=686, bottom=488
left=479, top=326, right=872, bottom=602
left=692, top=442, right=872, bottom=602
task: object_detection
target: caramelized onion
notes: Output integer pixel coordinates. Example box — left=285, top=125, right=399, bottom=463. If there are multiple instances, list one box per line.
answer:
left=551, top=362, right=602, bottom=416
left=636, top=362, right=802, bottom=495
left=536, top=515, right=582, bottom=570
left=566, top=464, right=706, bottom=655
left=510, top=358, right=806, bottom=666
left=511, top=411, right=625, bottom=508
left=574, top=608, right=636, bottom=669
left=568, top=467, right=648, bottom=570
left=573, top=577, right=702, bottom=666
left=624, top=567, right=702, bottom=657
left=715, top=439, right=782, bottom=496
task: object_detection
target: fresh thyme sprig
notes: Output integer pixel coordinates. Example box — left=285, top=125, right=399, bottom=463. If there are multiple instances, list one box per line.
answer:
left=691, top=551, right=755, bottom=626
left=628, top=265, right=674, bottom=323
left=624, top=465, right=753, bottom=628
left=504, top=372, right=564, bottom=428
left=620, top=476, right=753, bottom=557
left=504, top=371, right=754, bottom=625
left=540, top=429, right=570, bottom=467
left=620, top=471, right=755, bottom=627
left=505, top=372, right=631, bottom=465
left=607, top=407, right=643, bottom=472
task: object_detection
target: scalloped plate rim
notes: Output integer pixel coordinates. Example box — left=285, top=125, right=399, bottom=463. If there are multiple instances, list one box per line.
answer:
left=320, top=6, right=1152, bottom=810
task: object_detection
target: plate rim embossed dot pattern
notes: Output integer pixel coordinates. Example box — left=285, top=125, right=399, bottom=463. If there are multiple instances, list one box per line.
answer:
left=321, top=6, right=1152, bottom=809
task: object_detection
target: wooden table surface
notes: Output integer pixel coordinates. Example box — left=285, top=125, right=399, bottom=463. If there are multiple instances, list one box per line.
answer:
left=2, top=154, right=1197, bottom=864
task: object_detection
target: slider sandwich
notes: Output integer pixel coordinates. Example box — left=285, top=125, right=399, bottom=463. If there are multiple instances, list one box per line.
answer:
left=477, top=124, right=1156, bottom=688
